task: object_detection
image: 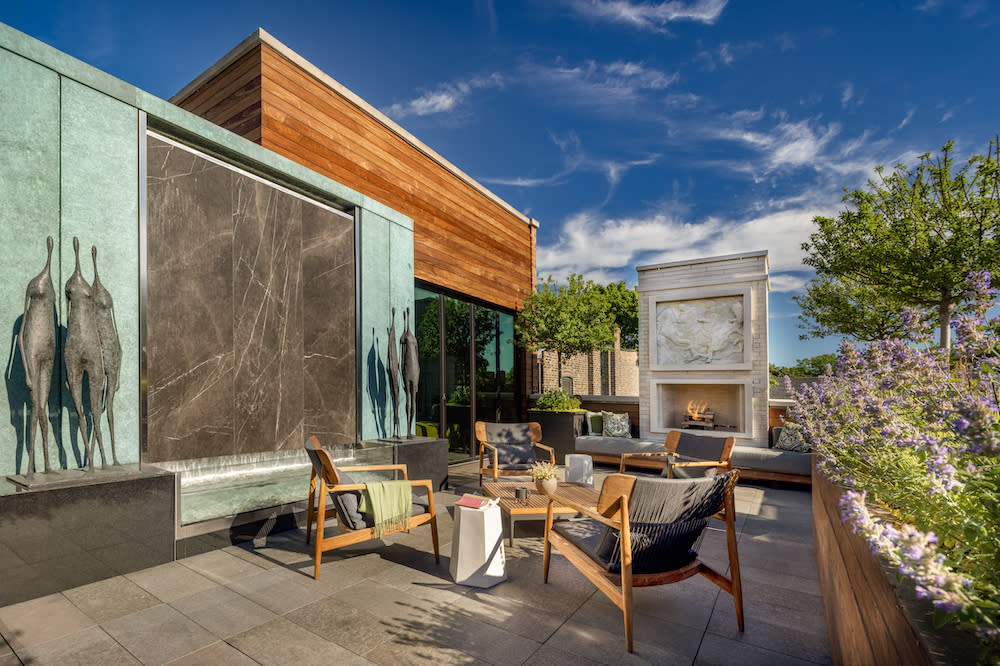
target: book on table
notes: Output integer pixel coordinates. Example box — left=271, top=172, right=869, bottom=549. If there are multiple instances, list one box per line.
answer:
left=455, top=493, right=494, bottom=509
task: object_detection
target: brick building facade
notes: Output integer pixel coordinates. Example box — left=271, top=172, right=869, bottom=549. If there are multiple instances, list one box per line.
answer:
left=533, top=329, right=639, bottom=397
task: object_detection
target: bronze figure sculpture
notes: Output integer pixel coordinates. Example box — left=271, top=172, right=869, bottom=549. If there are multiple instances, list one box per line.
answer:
left=400, top=307, right=419, bottom=438
left=386, top=307, right=400, bottom=439
left=64, top=237, right=108, bottom=471
left=91, top=246, right=121, bottom=465
left=17, top=236, right=57, bottom=477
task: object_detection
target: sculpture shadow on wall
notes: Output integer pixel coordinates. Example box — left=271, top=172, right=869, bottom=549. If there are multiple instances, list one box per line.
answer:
left=366, top=328, right=387, bottom=439
left=4, top=314, right=79, bottom=474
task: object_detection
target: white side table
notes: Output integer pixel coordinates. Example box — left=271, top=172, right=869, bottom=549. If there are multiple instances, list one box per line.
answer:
left=450, top=503, right=507, bottom=588
left=565, top=453, right=594, bottom=487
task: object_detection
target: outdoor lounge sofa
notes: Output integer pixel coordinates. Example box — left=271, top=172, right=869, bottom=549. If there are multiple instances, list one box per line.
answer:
left=575, top=426, right=812, bottom=484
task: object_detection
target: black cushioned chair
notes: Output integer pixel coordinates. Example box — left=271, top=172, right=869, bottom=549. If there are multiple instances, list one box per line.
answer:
left=304, top=436, right=439, bottom=579
left=620, top=430, right=735, bottom=478
left=542, top=471, right=743, bottom=652
left=476, top=421, right=555, bottom=485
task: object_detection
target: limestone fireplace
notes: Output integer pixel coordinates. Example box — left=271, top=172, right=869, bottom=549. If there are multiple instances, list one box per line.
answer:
left=638, top=251, right=769, bottom=446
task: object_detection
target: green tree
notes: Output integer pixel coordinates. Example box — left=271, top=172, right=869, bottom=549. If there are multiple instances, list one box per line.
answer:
left=769, top=353, right=838, bottom=385
left=514, top=273, right=616, bottom=381
left=797, top=139, right=1000, bottom=348
left=596, top=280, right=639, bottom=350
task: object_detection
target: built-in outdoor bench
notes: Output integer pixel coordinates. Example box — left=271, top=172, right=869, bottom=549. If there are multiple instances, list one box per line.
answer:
left=574, top=432, right=812, bottom=485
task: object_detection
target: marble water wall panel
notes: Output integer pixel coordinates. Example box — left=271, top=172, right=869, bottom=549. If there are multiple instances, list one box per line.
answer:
left=145, top=136, right=356, bottom=462
left=146, top=137, right=237, bottom=461
left=233, top=178, right=304, bottom=454
left=302, top=205, right=357, bottom=444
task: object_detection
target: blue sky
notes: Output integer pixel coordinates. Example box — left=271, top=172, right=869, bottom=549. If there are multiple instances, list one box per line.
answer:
left=4, top=0, right=997, bottom=366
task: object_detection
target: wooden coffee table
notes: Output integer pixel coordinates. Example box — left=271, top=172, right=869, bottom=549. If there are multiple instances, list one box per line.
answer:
left=481, top=481, right=599, bottom=545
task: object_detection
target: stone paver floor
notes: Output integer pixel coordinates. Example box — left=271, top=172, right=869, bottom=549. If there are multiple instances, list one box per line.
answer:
left=0, top=463, right=830, bottom=665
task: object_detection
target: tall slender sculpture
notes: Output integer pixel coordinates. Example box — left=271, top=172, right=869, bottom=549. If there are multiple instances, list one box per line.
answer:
left=64, top=237, right=107, bottom=471
left=17, top=236, right=57, bottom=478
left=400, top=307, right=419, bottom=438
left=386, top=307, right=400, bottom=439
left=91, top=246, right=121, bottom=466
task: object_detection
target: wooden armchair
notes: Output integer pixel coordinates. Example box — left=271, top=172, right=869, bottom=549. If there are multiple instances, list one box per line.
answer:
left=542, top=471, right=743, bottom=652
left=620, top=430, right=735, bottom=478
left=304, top=436, right=439, bottom=579
left=476, top=421, right=555, bottom=485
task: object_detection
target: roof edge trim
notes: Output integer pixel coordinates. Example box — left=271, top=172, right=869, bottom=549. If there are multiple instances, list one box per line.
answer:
left=170, top=27, right=534, bottom=228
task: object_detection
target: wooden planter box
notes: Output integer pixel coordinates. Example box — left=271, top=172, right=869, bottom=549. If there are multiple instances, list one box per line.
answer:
left=813, top=462, right=979, bottom=665
left=527, top=410, right=586, bottom=465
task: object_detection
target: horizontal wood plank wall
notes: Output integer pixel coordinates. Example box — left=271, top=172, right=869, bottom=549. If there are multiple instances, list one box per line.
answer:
left=260, top=45, right=532, bottom=310
left=175, top=46, right=263, bottom=144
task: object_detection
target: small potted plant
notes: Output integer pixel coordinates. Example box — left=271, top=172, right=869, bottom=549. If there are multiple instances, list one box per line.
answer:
left=530, top=460, right=559, bottom=495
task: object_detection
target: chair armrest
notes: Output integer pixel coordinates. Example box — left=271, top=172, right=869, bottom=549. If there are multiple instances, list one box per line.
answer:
left=339, top=464, right=410, bottom=479
left=670, top=460, right=731, bottom=468
left=619, top=451, right=668, bottom=472
left=534, top=442, right=556, bottom=462
left=332, top=477, right=433, bottom=494
left=545, top=491, right=620, bottom=529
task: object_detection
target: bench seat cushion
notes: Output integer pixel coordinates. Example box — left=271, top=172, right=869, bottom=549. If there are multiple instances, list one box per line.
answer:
left=730, top=447, right=812, bottom=476
left=575, top=435, right=663, bottom=456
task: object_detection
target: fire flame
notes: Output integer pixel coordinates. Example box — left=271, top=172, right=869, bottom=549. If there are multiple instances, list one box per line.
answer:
left=686, top=400, right=710, bottom=420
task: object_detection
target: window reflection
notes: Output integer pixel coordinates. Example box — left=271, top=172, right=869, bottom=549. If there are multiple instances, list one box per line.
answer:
left=413, top=284, right=519, bottom=461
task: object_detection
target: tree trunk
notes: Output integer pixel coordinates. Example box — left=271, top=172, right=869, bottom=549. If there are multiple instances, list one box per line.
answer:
left=938, top=290, right=954, bottom=350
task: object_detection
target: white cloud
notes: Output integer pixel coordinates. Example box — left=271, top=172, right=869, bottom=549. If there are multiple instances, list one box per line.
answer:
left=665, top=92, right=702, bottom=109
left=840, top=82, right=854, bottom=108
left=894, top=107, right=916, bottom=131
left=915, top=0, right=943, bottom=10
left=384, top=73, right=504, bottom=119
left=778, top=33, right=796, bottom=52
left=565, top=0, right=728, bottom=33
left=520, top=58, right=679, bottom=114
left=716, top=116, right=842, bottom=173
left=717, top=42, right=734, bottom=65
left=536, top=199, right=837, bottom=292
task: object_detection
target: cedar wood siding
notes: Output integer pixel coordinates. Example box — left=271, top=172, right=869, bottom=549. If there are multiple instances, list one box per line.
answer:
left=174, top=41, right=535, bottom=311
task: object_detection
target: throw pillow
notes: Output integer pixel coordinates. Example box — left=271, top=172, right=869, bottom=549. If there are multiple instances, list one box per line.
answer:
left=602, top=411, right=631, bottom=438
left=775, top=422, right=810, bottom=452
left=586, top=411, right=604, bottom=435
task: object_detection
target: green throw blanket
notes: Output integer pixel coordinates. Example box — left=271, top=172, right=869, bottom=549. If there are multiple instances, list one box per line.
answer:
left=358, top=480, right=413, bottom=537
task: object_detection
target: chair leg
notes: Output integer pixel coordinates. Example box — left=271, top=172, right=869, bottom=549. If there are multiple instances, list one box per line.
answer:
left=542, top=508, right=553, bottom=583
left=724, top=496, right=745, bottom=631
left=306, top=472, right=317, bottom=544
left=313, top=491, right=327, bottom=580
left=430, top=515, right=441, bottom=563
left=622, top=564, right=634, bottom=652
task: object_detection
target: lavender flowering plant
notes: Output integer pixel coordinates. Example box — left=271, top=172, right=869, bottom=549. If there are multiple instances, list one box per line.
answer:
left=788, top=272, right=999, bottom=659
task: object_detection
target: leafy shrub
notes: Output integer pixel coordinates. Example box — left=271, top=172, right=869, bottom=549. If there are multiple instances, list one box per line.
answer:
left=534, top=389, right=581, bottom=411
left=789, top=272, right=999, bottom=658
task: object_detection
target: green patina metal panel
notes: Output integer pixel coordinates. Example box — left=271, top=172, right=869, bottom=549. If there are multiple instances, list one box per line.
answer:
left=0, top=47, right=61, bottom=477
left=359, top=208, right=414, bottom=441
left=59, top=78, right=140, bottom=468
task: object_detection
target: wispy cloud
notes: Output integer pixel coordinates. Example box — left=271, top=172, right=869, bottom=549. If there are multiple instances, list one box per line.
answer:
left=565, top=0, right=728, bottom=33
left=915, top=0, right=944, bottom=11
left=778, top=32, right=796, bottom=52
left=520, top=58, right=679, bottom=113
left=694, top=40, right=758, bottom=70
left=481, top=131, right=584, bottom=187
left=383, top=73, right=504, bottom=119
left=840, top=82, right=854, bottom=108
left=939, top=97, right=973, bottom=123
left=894, top=107, right=916, bottom=131
left=481, top=132, right=658, bottom=204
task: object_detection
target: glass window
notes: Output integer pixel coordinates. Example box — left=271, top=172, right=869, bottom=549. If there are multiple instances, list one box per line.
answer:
left=413, top=283, right=519, bottom=461
left=443, top=297, right=472, bottom=459
left=413, top=287, right=441, bottom=439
